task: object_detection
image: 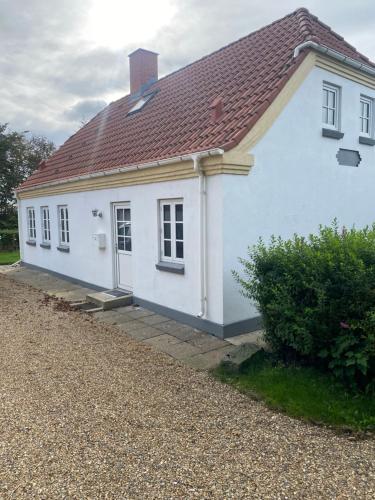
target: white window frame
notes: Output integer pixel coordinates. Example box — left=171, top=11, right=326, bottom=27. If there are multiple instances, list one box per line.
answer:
left=115, top=204, right=132, bottom=254
left=58, top=205, right=69, bottom=247
left=41, top=206, right=51, bottom=243
left=159, top=199, right=184, bottom=263
left=360, top=95, right=373, bottom=137
left=27, top=207, right=36, bottom=241
left=322, top=83, right=340, bottom=130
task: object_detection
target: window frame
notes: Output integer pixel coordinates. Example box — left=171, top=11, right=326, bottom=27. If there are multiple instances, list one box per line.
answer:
left=41, top=206, right=51, bottom=244
left=127, top=91, right=156, bottom=115
left=360, top=95, right=373, bottom=137
left=115, top=205, right=132, bottom=254
left=322, top=83, right=340, bottom=130
left=58, top=205, right=70, bottom=247
left=159, top=199, right=184, bottom=264
left=26, top=207, right=36, bottom=241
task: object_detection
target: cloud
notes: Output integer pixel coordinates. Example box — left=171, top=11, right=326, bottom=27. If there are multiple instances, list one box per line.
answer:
left=64, top=99, right=107, bottom=123
left=51, top=48, right=127, bottom=97
left=1, top=0, right=374, bottom=146
left=153, top=0, right=375, bottom=76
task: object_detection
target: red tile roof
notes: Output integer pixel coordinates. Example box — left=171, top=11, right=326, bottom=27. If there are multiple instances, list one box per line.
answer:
left=19, top=8, right=374, bottom=190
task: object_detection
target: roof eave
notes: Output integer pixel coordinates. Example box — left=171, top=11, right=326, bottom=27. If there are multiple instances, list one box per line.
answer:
left=16, top=147, right=225, bottom=194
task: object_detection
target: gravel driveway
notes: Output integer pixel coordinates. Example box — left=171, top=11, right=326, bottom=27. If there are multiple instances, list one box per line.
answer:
left=0, top=274, right=374, bottom=499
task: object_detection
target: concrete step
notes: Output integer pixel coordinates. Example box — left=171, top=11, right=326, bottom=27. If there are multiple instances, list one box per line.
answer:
left=222, top=343, right=263, bottom=373
left=70, top=301, right=103, bottom=313
left=70, top=300, right=89, bottom=309
left=85, top=307, right=103, bottom=314
left=86, top=289, right=133, bottom=311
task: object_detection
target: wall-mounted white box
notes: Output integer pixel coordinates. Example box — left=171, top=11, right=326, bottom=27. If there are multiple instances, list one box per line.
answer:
left=93, top=233, right=106, bottom=249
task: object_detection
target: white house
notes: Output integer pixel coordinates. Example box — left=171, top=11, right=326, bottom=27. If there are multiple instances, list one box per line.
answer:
left=16, top=8, right=375, bottom=338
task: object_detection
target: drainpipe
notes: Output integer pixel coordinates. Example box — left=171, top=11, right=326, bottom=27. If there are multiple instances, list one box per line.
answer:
left=192, top=153, right=207, bottom=319
left=15, top=194, right=23, bottom=263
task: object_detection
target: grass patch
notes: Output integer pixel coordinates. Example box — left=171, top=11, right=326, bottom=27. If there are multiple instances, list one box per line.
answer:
left=213, top=351, right=375, bottom=433
left=0, top=250, right=20, bottom=265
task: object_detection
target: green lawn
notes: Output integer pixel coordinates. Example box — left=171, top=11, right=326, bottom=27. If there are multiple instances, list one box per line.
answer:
left=0, top=250, right=20, bottom=265
left=213, top=351, right=375, bottom=433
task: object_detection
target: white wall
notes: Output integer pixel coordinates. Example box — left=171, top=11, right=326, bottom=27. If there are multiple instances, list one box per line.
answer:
left=223, top=66, right=375, bottom=324
left=20, top=65, right=375, bottom=330
left=19, top=175, right=224, bottom=324
left=206, top=175, right=224, bottom=324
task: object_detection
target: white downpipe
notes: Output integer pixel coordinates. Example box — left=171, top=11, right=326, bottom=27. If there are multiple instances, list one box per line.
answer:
left=16, top=196, right=23, bottom=262
left=293, top=41, right=375, bottom=77
left=193, top=154, right=207, bottom=319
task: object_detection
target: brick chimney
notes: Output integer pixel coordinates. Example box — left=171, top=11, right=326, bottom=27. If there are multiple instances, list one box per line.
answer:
left=128, top=48, right=158, bottom=96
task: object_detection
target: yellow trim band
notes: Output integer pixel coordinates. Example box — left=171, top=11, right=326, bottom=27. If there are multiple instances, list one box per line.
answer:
left=315, top=54, right=375, bottom=90
left=17, top=154, right=253, bottom=199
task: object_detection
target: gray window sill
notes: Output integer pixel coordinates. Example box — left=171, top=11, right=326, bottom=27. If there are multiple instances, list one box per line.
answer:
left=40, top=243, right=51, bottom=249
left=359, top=136, right=375, bottom=146
left=155, top=261, right=185, bottom=274
left=57, top=245, right=70, bottom=253
left=322, top=128, right=344, bottom=139
left=26, top=240, right=36, bottom=246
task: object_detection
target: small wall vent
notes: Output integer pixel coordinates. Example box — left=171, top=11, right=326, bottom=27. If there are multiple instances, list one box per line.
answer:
left=336, top=149, right=361, bottom=167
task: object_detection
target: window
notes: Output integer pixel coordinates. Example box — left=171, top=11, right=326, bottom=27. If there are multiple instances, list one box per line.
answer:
left=116, top=206, right=132, bottom=252
left=27, top=207, right=36, bottom=240
left=58, top=205, right=69, bottom=246
left=127, top=92, right=156, bottom=115
left=360, top=96, right=373, bottom=136
left=41, top=206, right=51, bottom=243
left=160, top=200, right=184, bottom=262
left=322, top=83, right=340, bottom=129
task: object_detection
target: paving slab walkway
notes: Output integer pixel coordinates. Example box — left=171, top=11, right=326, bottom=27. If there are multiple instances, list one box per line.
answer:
left=5, top=265, right=264, bottom=369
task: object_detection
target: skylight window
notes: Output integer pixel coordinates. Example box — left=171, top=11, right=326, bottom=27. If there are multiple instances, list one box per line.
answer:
left=127, top=92, right=155, bottom=115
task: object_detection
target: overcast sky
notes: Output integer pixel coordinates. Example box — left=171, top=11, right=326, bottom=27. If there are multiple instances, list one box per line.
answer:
left=1, top=0, right=374, bottom=146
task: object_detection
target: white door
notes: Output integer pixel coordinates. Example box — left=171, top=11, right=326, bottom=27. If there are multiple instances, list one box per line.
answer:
left=114, top=203, right=133, bottom=290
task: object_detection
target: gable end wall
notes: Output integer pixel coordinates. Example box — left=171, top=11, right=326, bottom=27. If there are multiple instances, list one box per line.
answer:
left=223, top=64, right=375, bottom=324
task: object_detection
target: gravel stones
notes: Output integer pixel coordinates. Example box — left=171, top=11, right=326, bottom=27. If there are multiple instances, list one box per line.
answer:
left=0, top=274, right=374, bottom=498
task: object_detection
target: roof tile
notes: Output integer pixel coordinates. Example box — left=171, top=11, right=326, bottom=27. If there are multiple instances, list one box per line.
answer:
left=19, top=8, right=374, bottom=190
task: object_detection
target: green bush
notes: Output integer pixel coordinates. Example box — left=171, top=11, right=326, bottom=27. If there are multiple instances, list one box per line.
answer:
left=234, top=221, right=375, bottom=392
left=0, top=229, right=19, bottom=250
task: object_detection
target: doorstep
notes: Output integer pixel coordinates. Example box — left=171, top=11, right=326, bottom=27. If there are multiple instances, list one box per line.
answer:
left=86, top=289, right=133, bottom=310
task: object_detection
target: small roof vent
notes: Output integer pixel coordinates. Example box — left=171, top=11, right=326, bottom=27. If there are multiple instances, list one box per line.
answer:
left=209, top=96, right=224, bottom=121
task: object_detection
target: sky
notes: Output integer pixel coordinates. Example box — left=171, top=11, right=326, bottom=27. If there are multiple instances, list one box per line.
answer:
left=1, top=0, right=374, bottom=146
